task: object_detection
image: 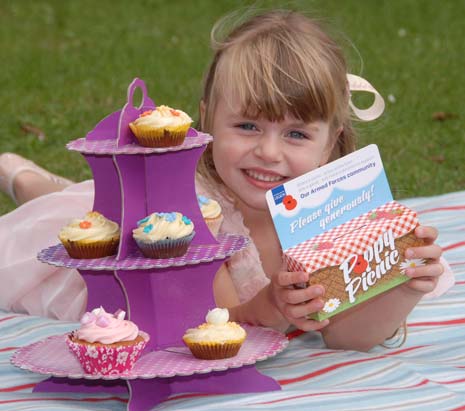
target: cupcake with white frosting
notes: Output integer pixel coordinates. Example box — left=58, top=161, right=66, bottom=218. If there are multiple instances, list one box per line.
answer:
left=197, top=195, right=223, bottom=237
left=66, top=307, right=149, bottom=376
left=129, top=105, right=192, bottom=147
left=58, top=211, right=120, bottom=259
left=183, top=308, right=246, bottom=360
left=132, top=211, right=195, bottom=258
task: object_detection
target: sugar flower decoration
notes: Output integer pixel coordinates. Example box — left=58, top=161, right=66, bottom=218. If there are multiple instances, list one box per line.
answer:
left=399, top=258, right=426, bottom=273
left=323, top=298, right=341, bottom=313
left=197, top=195, right=209, bottom=205
left=182, top=215, right=192, bottom=225
left=143, top=224, right=153, bottom=233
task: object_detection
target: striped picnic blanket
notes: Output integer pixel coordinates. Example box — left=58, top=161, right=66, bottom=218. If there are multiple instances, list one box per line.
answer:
left=1, top=190, right=464, bottom=411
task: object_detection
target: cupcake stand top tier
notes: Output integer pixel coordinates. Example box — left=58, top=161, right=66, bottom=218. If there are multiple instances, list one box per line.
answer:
left=13, top=79, right=288, bottom=411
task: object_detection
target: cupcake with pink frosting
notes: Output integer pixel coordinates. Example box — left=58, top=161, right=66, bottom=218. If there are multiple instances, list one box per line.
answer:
left=66, top=307, right=149, bottom=376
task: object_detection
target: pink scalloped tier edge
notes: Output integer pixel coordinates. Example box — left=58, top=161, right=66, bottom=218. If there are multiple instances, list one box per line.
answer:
left=11, top=325, right=288, bottom=380
left=37, top=234, right=249, bottom=271
left=67, top=132, right=212, bottom=155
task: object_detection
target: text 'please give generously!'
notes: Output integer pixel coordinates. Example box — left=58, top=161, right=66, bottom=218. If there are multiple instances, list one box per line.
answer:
left=266, top=144, right=393, bottom=251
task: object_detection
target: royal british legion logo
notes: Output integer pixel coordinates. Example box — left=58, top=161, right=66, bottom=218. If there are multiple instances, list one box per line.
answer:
left=272, top=185, right=286, bottom=205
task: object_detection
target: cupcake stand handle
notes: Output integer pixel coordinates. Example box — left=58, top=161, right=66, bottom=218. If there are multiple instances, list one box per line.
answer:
left=29, top=79, right=283, bottom=411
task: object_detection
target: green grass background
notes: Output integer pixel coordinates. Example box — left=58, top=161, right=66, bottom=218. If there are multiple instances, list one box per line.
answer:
left=1, top=0, right=463, bottom=215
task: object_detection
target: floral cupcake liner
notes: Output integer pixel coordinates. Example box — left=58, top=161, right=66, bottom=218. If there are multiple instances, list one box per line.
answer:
left=135, top=231, right=195, bottom=259
left=66, top=331, right=149, bottom=376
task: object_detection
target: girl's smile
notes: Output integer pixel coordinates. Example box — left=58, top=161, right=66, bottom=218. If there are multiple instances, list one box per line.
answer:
left=242, top=168, right=286, bottom=189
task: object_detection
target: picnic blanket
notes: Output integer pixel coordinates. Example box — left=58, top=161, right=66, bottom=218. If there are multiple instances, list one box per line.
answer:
left=1, top=190, right=464, bottom=411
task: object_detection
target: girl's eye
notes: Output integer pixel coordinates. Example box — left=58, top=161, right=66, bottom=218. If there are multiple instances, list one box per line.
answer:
left=288, top=130, right=308, bottom=140
left=237, top=123, right=257, bottom=131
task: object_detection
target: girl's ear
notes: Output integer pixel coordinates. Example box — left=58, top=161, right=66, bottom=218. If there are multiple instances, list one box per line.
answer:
left=199, top=100, right=206, bottom=130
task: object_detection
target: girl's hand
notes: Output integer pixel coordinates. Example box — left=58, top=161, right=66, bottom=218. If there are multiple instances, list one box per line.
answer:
left=403, top=225, right=444, bottom=294
left=270, top=269, right=330, bottom=332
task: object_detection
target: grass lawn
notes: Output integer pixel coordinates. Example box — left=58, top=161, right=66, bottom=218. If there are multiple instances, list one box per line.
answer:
left=1, top=0, right=463, bottom=215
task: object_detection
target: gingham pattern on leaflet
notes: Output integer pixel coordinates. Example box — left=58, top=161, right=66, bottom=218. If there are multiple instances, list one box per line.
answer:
left=285, top=201, right=419, bottom=273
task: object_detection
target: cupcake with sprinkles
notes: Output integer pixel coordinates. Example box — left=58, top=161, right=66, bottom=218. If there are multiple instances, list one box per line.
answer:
left=58, top=211, right=120, bottom=259
left=66, top=306, right=149, bottom=376
left=129, top=105, right=192, bottom=147
left=197, top=195, right=223, bottom=237
left=132, top=212, right=195, bottom=258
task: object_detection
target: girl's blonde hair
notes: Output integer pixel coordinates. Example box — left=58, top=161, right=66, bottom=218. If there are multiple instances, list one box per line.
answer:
left=198, top=10, right=355, bottom=186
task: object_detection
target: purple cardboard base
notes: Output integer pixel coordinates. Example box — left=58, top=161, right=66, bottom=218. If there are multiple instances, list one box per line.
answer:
left=127, top=367, right=280, bottom=411
left=33, top=367, right=280, bottom=411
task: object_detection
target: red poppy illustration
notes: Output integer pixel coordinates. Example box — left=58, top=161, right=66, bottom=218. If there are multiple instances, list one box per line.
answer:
left=352, top=255, right=368, bottom=274
left=283, top=195, right=297, bottom=210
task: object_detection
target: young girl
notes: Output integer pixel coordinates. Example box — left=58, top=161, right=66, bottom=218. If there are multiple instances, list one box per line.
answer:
left=0, top=10, right=452, bottom=350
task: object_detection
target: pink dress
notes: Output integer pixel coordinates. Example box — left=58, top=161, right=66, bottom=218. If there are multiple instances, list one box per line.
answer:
left=0, top=179, right=454, bottom=321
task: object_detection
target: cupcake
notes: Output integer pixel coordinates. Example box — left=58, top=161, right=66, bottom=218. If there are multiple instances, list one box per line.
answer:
left=132, top=212, right=195, bottom=258
left=66, top=307, right=149, bottom=376
left=182, top=308, right=246, bottom=360
left=129, top=105, right=192, bottom=147
left=197, top=195, right=223, bottom=237
left=58, top=211, right=120, bottom=259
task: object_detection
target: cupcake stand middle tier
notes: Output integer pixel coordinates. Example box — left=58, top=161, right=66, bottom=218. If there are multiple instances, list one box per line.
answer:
left=12, top=79, right=288, bottom=411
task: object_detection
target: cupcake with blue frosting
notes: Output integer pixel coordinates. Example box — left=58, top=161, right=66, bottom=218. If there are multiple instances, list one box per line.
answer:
left=132, top=212, right=195, bottom=258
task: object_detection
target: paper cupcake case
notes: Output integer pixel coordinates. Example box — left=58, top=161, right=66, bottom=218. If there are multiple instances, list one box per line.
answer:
left=65, top=332, right=150, bottom=376
left=11, top=325, right=288, bottom=380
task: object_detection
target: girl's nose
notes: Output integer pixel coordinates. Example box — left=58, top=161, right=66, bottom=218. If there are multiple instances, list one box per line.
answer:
left=253, top=133, right=282, bottom=163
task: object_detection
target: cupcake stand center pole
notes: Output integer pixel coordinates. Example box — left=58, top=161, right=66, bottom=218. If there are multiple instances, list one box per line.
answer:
left=28, top=79, right=286, bottom=411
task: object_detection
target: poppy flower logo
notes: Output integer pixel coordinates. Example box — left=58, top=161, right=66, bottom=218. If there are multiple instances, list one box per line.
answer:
left=283, top=195, right=297, bottom=211
left=352, top=255, right=368, bottom=274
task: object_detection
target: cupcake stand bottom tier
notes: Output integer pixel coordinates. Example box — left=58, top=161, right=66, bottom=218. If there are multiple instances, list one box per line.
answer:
left=12, top=325, right=288, bottom=411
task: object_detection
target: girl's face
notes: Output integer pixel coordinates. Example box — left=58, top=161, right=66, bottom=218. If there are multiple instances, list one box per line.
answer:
left=210, top=95, right=335, bottom=211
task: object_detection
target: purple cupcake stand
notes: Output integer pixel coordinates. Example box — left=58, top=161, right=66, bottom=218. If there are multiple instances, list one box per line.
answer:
left=12, top=78, right=288, bottom=410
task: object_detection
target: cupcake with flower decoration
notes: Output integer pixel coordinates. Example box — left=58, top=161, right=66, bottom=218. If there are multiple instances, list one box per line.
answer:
left=132, top=212, right=195, bottom=258
left=197, top=195, right=223, bottom=237
left=183, top=308, right=246, bottom=360
left=58, top=211, right=120, bottom=259
left=129, top=105, right=192, bottom=147
left=66, top=307, right=149, bottom=376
